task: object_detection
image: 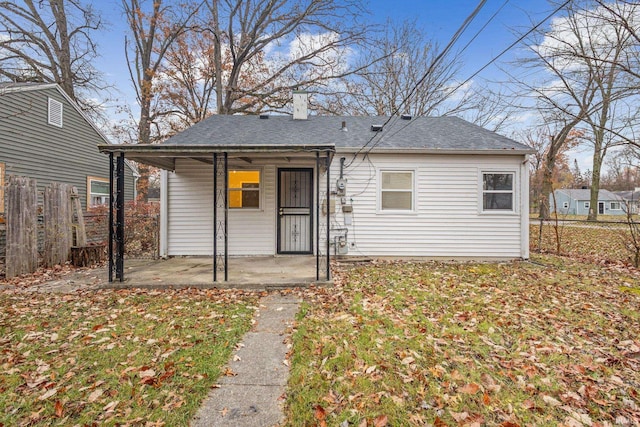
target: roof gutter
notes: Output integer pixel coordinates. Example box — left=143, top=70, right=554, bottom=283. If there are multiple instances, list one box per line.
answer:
left=98, top=143, right=336, bottom=155
left=336, top=147, right=536, bottom=155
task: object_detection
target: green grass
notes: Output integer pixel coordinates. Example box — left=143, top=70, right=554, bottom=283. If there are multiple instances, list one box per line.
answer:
left=0, top=288, right=258, bottom=426
left=285, top=258, right=640, bottom=426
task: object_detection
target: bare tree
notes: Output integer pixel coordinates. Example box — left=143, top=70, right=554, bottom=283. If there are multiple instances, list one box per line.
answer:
left=0, top=0, right=105, bottom=111
left=122, top=0, right=201, bottom=200
left=122, top=0, right=201, bottom=145
left=205, top=0, right=370, bottom=115
left=510, top=0, right=639, bottom=219
left=322, top=20, right=463, bottom=117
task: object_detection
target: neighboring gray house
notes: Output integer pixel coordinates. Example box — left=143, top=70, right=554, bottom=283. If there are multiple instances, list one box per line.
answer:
left=101, top=91, right=535, bottom=278
left=550, top=189, right=625, bottom=216
left=615, top=189, right=640, bottom=214
left=0, top=82, right=137, bottom=215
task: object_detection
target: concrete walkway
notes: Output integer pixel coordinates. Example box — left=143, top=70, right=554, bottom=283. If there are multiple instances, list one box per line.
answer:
left=191, top=293, right=300, bottom=427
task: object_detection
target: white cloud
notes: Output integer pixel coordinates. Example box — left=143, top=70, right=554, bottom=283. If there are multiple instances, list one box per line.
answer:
left=534, top=2, right=640, bottom=73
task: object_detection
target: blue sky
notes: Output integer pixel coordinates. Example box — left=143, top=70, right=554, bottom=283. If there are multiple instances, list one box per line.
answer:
left=93, top=0, right=557, bottom=108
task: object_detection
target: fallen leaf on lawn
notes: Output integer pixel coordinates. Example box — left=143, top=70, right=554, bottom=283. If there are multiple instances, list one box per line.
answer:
left=459, top=383, right=481, bottom=394
left=38, top=388, right=57, bottom=401
left=88, top=388, right=104, bottom=403
left=314, top=404, right=327, bottom=421
left=434, top=416, right=448, bottom=427
left=542, top=395, right=562, bottom=407
left=450, top=411, right=469, bottom=422
left=139, top=369, right=155, bottom=379
left=373, top=414, right=389, bottom=427
left=366, top=365, right=377, bottom=374
left=54, top=400, right=64, bottom=417
left=103, top=400, right=119, bottom=412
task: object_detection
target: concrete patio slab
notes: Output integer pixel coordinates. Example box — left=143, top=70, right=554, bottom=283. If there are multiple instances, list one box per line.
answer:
left=22, top=256, right=331, bottom=293
left=102, top=256, right=331, bottom=290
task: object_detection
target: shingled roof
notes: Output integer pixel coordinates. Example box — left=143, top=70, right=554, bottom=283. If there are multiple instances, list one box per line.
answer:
left=162, top=115, right=533, bottom=153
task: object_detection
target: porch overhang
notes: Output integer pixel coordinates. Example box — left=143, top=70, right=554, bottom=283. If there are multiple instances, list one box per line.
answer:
left=98, top=143, right=336, bottom=171
left=99, top=143, right=335, bottom=285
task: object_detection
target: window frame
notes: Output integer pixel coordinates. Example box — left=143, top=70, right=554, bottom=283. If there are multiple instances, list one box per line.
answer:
left=228, top=168, right=262, bottom=210
left=479, top=170, right=517, bottom=214
left=610, top=201, right=621, bottom=210
left=48, top=97, right=63, bottom=127
left=87, top=176, right=110, bottom=209
left=563, top=201, right=569, bottom=209
left=378, top=169, right=416, bottom=213
left=584, top=201, right=590, bottom=209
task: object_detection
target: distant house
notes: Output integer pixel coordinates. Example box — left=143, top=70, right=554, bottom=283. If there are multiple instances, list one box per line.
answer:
left=550, top=189, right=625, bottom=216
left=0, top=82, right=137, bottom=215
left=615, top=189, right=640, bottom=214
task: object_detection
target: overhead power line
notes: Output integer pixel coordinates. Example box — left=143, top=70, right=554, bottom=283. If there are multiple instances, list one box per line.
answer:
left=356, top=0, right=573, bottom=161
left=345, top=0, right=489, bottom=167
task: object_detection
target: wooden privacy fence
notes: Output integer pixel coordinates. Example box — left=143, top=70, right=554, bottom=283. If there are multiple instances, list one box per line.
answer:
left=6, top=176, right=38, bottom=278
left=4, top=178, right=88, bottom=278
left=43, top=182, right=73, bottom=267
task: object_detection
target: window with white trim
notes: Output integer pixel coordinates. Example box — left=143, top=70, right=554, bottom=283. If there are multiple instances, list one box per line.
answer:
left=563, top=201, right=569, bottom=209
left=482, top=172, right=514, bottom=211
left=584, top=201, right=590, bottom=209
left=380, top=171, right=414, bottom=211
left=48, top=98, right=63, bottom=127
left=610, top=201, right=621, bottom=210
left=228, top=169, right=260, bottom=209
left=88, top=176, right=109, bottom=207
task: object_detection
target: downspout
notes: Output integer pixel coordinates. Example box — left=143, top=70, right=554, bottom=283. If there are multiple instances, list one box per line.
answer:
left=521, top=155, right=530, bottom=259
left=159, top=169, right=168, bottom=258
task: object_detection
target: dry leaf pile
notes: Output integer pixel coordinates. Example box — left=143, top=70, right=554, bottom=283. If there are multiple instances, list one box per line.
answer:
left=286, top=256, right=640, bottom=426
left=0, top=288, right=258, bottom=426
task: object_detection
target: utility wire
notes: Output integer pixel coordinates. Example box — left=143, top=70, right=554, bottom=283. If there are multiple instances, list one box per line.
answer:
left=361, top=0, right=572, bottom=157
left=345, top=0, right=489, bottom=167
left=382, top=0, right=511, bottom=143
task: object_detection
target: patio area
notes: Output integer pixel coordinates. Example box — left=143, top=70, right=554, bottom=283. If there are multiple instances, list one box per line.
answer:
left=100, top=255, right=331, bottom=290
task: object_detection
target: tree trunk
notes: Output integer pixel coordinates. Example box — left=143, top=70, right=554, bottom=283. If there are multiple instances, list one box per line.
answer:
left=588, top=149, right=604, bottom=221
left=539, top=151, right=555, bottom=219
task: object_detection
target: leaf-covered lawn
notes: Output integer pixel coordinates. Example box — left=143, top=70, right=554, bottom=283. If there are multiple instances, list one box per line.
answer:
left=286, top=256, right=640, bottom=426
left=0, top=288, right=258, bottom=426
left=531, top=223, right=633, bottom=264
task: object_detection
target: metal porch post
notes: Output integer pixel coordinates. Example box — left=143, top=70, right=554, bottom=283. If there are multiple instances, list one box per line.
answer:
left=224, top=152, right=228, bottom=282
left=325, top=152, right=331, bottom=280
left=108, top=152, right=114, bottom=282
left=316, top=152, right=320, bottom=280
left=213, top=153, right=218, bottom=282
left=213, top=153, right=228, bottom=282
left=115, top=153, right=125, bottom=281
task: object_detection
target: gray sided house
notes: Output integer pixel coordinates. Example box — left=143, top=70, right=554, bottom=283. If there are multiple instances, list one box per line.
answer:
left=100, top=93, right=534, bottom=283
left=550, top=189, right=625, bottom=216
left=615, top=189, right=640, bottom=214
left=0, top=83, right=137, bottom=214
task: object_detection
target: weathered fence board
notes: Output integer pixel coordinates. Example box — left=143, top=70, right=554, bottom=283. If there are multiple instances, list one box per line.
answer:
left=71, top=187, right=87, bottom=247
left=6, top=176, right=38, bottom=278
left=44, top=182, right=73, bottom=267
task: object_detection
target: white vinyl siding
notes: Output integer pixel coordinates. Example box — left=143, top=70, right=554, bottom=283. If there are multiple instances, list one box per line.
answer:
left=328, top=153, right=526, bottom=259
left=166, top=159, right=276, bottom=256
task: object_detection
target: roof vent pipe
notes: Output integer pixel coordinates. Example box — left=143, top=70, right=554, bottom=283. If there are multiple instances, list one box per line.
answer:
left=371, top=124, right=383, bottom=132
left=401, top=114, right=412, bottom=120
left=259, top=114, right=269, bottom=119
left=341, top=121, right=348, bottom=132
